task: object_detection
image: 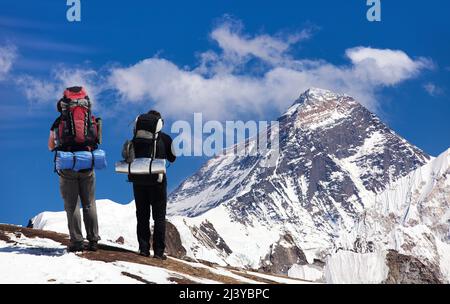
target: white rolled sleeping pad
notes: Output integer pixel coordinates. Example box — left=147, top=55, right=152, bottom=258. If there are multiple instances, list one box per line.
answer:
left=115, top=158, right=166, bottom=175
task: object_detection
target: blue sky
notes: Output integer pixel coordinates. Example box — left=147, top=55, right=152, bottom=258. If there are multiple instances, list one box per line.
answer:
left=0, top=0, right=449, bottom=225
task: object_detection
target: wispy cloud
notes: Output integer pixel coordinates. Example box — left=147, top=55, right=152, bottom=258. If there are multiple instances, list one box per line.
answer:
left=109, top=20, right=431, bottom=119
left=12, top=35, right=94, bottom=54
left=15, top=67, right=103, bottom=107
left=207, top=18, right=313, bottom=68
left=0, top=44, right=17, bottom=80
left=0, top=16, right=53, bottom=31
left=0, top=16, right=94, bottom=55
left=12, top=19, right=433, bottom=121
left=423, top=82, right=444, bottom=97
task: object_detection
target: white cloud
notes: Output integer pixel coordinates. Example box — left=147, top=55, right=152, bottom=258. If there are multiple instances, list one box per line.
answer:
left=54, top=68, right=102, bottom=103
left=209, top=19, right=312, bottom=66
left=109, top=44, right=430, bottom=119
left=15, top=75, right=59, bottom=102
left=15, top=20, right=431, bottom=120
left=423, top=82, right=443, bottom=97
left=0, top=45, right=17, bottom=80
left=345, top=47, right=430, bottom=86
left=109, top=58, right=277, bottom=119
left=15, top=67, right=103, bottom=110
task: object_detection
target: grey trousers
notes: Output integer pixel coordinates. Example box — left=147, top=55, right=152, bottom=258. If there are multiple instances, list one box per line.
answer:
left=59, top=169, right=99, bottom=243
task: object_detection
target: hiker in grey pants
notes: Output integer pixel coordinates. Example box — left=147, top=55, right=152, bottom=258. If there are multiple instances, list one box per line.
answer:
left=59, top=169, right=99, bottom=251
left=48, top=86, right=101, bottom=253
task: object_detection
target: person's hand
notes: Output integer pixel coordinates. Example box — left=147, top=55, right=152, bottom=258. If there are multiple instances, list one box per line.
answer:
left=48, top=131, right=56, bottom=151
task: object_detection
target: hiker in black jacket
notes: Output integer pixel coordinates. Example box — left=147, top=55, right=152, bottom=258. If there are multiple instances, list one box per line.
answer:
left=128, top=110, right=176, bottom=259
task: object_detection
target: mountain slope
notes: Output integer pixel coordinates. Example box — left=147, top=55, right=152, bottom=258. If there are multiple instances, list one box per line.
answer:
left=324, top=148, right=450, bottom=283
left=27, top=88, right=449, bottom=283
left=165, top=88, right=432, bottom=274
left=334, top=148, right=450, bottom=282
left=169, top=89, right=429, bottom=219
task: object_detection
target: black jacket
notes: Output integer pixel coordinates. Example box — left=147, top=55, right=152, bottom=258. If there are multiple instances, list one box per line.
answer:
left=128, top=132, right=176, bottom=185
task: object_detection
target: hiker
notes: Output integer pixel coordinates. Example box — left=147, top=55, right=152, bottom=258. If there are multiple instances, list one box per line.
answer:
left=48, top=86, right=101, bottom=252
left=125, top=110, right=176, bottom=259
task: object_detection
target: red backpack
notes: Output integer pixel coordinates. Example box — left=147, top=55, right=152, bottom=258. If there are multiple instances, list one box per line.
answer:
left=56, top=86, right=101, bottom=151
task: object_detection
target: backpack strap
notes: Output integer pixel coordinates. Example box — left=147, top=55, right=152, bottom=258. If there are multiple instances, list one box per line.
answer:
left=71, top=153, right=77, bottom=170
left=68, top=110, right=75, bottom=137
left=153, top=133, right=163, bottom=183
left=132, top=115, right=140, bottom=138
left=91, top=151, right=95, bottom=169
left=53, top=150, right=62, bottom=177
left=149, top=158, right=153, bottom=175
left=152, top=133, right=158, bottom=160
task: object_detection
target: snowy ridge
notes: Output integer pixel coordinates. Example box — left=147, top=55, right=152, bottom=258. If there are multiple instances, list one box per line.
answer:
left=331, top=148, right=450, bottom=282
left=0, top=225, right=308, bottom=284
left=375, top=148, right=448, bottom=217
left=31, top=199, right=139, bottom=250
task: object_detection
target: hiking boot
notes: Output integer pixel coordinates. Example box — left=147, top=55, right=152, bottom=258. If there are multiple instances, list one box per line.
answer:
left=87, top=241, right=98, bottom=252
left=67, top=242, right=84, bottom=252
left=139, top=251, right=150, bottom=257
left=153, top=253, right=167, bottom=260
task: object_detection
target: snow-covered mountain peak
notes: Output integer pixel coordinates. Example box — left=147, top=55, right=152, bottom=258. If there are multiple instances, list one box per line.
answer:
left=294, top=88, right=353, bottom=107
left=168, top=88, right=430, bottom=225
left=431, top=147, right=450, bottom=174
left=301, top=87, right=344, bottom=101
left=282, top=88, right=357, bottom=123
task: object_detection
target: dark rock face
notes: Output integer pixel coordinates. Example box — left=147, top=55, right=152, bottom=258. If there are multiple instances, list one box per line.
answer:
left=260, top=234, right=308, bottom=275
left=353, top=238, right=375, bottom=253
left=190, top=220, right=232, bottom=256
left=383, top=250, right=442, bottom=284
left=26, top=219, right=33, bottom=228
left=164, top=221, right=187, bottom=258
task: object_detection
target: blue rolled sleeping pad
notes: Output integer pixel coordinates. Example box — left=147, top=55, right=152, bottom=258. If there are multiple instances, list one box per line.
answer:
left=90, top=149, right=108, bottom=170
left=55, top=149, right=107, bottom=171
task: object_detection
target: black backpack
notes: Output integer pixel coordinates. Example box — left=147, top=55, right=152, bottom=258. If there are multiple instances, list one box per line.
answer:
left=122, top=113, right=163, bottom=163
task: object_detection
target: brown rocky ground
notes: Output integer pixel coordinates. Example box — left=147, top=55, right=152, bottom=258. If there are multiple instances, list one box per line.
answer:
left=383, top=250, right=442, bottom=284
left=0, top=224, right=310, bottom=284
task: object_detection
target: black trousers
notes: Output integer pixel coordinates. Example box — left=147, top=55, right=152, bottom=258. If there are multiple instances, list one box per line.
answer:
left=133, top=183, right=167, bottom=256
